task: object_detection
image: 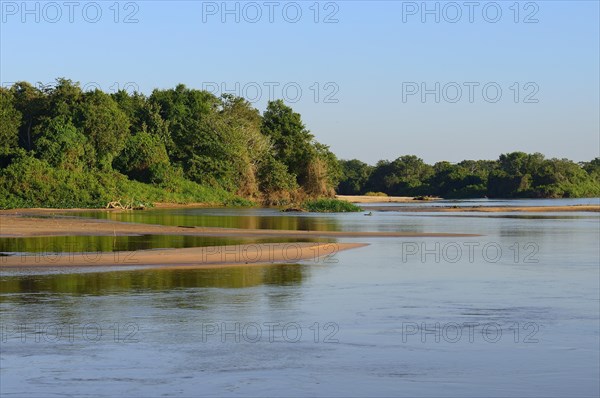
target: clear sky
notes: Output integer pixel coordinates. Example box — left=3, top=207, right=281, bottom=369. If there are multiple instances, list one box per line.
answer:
left=1, top=0, right=599, bottom=164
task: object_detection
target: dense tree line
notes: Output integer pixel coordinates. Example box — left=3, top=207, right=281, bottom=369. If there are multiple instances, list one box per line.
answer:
left=338, top=153, right=600, bottom=198
left=1, top=79, right=598, bottom=209
left=0, top=79, right=340, bottom=208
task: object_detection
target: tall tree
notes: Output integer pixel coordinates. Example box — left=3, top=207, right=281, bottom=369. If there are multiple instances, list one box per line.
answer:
left=114, top=131, right=170, bottom=183
left=218, top=94, right=270, bottom=196
left=261, top=100, right=314, bottom=186
left=337, top=159, right=373, bottom=195
left=78, top=90, right=130, bottom=169
left=0, top=87, right=22, bottom=160
left=34, top=115, right=92, bottom=171
left=10, top=82, right=46, bottom=151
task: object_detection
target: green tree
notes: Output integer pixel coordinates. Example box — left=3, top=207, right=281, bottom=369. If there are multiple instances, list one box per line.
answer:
left=428, top=160, right=493, bottom=198
left=582, top=158, right=600, bottom=181
left=257, top=154, right=298, bottom=204
left=0, top=87, right=22, bottom=159
left=10, top=81, right=46, bottom=151
left=33, top=115, right=92, bottom=171
left=261, top=100, right=314, bottom=185
left=46, top=78, right=83, bottom=120
left=218, top=94, right=270, bottom=196
left=488, top=152, right=545, bottom=197
left=304, top=143, right=341, bottom=196
left=337, top=159, right=373, bottom=195
left=149, top=84, right=216, bottom=160
left=78, top=90, right=130, bottom=169
left=114, top=131, right=171, bottom=183
left=366, top=155, right=433, bottom=196
left=532, top=158, right=599, bottom=197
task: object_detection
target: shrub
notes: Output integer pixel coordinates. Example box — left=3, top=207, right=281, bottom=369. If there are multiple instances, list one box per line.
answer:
left=364, top=191, right=388, bottom=197
left=0, top=154, right=248, bottom=209
left=302, top=198, right=362, bottom=213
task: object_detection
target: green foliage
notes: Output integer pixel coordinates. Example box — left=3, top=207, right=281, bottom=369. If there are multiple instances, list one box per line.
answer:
left=338, top=152, right=599, bottom=199
left=530, top=158, right=600, bottom=197
left=257, top=155, right=299, bottom=205
left=0, top=88, right=21, bottom=158
left=582, top=158, right=600, bottom=182
left=148, top=84, right=218, bottom=174
left=114, top=131, right=171, bottom=183
left=0, top=154, right=108, bottom=208
left=427, top=160, right=492, bottom=198
left=262, top=100, right=319, bottom=189
left=364, top=191, right=388, bottom=197
left=1, top=79, right=344, bottom=209
left=0, top=154, right=241, bottom=209
left=217, top=94, right=270, bottom=196
left=338, top=159, right=373, bottom=195
left=2, top=79, right=597, bottom=210
left=10, top=81, right=48, bottom=151
left=260, top=103, right=340, bottom=196
left=302, top=198, right=362, bottom=213
left=224, top=197, right=257, bottom=207
left=311, top=142, right=342, bottom=195
left=364, top=155, right=433, bottom=196
left=78, top=90, right=130, bottom=169
left=34, top=116, right=93, bottom=170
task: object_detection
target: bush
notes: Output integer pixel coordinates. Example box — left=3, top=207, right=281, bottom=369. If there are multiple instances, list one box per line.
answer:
left=364, top=191, right=388, bottom=197
left=0, top=154, right=249, bottom=209
left=0, top=155, right=108, bottom=208
left=113, top=131, right=171, bottom=183
left=302, top=198, right=362, bottom=213
left=224, top=197, right=256, bottom=207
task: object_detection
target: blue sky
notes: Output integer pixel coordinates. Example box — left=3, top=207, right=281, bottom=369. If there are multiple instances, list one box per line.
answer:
left=1, top=0, right=599, bottom=164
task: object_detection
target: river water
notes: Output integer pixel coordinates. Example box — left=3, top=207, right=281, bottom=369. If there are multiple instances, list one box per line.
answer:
left=1, top=201, right=599, bottom=397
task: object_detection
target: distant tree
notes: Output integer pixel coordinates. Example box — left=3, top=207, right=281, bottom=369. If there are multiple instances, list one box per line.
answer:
left=428, top=160, right=493, bottom=198
left=364, top=160, right=392, bottom=193
left=427, top=161, right=454, bottom=196
left=531, top=158, right=599, bottom=197
left=0, top=88, right=22, bottom=160
left=582, top=158, right=600, bottom=181
left=365, top=155, right=433, bottom=196
left=337, top=159, right=373, bottom=195
left=488, top=152, right=545, bottom=197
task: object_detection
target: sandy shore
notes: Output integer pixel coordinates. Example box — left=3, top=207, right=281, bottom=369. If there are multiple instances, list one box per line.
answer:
left=0, top=242, right=366, bottom=269
left=362, top=205, right=600, bottom=213
left=336, top=195, right=440, bottom=203
left=0, top=214, right=480, bottom=238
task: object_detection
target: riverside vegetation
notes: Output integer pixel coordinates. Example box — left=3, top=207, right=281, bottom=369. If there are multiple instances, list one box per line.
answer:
left=0, top=79, right=341, bottom=210
left=339, top=154, right=600, bottom=199
left=1, top=79, right=598, bottom=211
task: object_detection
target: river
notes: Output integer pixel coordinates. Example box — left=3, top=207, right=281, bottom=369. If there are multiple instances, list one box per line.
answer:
left=1, top=201, right=599, bottom=397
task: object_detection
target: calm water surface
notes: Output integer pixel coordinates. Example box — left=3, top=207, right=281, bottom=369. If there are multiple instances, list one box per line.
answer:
left=1, top=201, right=599, bottom=397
